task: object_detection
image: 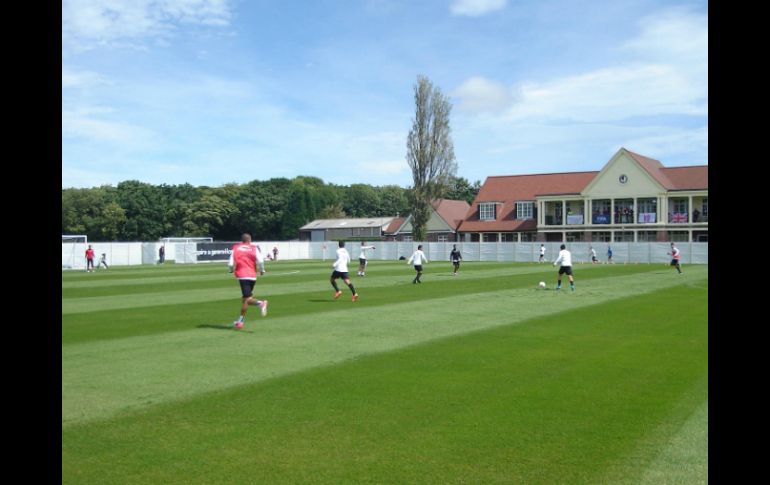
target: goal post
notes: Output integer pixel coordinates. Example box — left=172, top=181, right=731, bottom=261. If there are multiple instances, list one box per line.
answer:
left=62, top=235, right=88, bottom=270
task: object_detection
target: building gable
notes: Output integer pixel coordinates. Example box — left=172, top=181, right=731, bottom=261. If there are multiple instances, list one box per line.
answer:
left=581, top=148, right=667, bottom=198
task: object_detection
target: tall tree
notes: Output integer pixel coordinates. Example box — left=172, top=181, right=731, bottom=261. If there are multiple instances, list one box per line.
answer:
left=406, top=75, right=457, bottom=241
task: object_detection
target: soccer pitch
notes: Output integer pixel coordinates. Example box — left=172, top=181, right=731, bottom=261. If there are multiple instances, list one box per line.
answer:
left=62, top=260, right=708, bottom=484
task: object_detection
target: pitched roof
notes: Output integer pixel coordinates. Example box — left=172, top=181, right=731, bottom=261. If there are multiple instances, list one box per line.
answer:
left=299, top=217, right=395, bottom=230
left=432, top=198, right=471, bottom=231
left=384, top=217, right=405, bottom=233
left=624, top=149, right=708, bottom=190
left=660, top=166, right=709, bottom=190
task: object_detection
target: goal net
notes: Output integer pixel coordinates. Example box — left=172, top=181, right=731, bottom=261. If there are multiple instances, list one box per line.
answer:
left=62, top=235, right=88, bottom=270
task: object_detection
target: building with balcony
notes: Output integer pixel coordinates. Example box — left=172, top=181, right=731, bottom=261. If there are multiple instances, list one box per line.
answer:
left=458, top=148, right=708, bottom=243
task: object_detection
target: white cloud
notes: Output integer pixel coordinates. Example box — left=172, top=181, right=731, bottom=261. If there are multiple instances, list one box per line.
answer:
left=453, top=7, right=707, bottom=124
left=452, top=76, right=514, bottom=114
left=450, top=0, right=507, bottom=17
left=62, top=108, right=156, bottom=145
left=62, top=67, right=110, bottom=89
left=62, top=0, right=232, bottom=50
left=359, top=160, right=408, bottom=176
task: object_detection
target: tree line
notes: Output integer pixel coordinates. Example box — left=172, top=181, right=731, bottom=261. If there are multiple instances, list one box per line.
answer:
left=62, top=176, right=480, bottom=242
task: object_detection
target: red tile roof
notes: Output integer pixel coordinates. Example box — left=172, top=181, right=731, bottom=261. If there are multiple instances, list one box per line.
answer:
left=660, top=166, right=708, bottom=190
left=624, top=149, right=707, bottom=190
left=432, top=198, right=471, bottom=231
left=384, top=217, right=405, bottom=233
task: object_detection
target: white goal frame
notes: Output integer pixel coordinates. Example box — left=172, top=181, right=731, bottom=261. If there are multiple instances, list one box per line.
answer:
left=62, top=235, right=88, bottom=270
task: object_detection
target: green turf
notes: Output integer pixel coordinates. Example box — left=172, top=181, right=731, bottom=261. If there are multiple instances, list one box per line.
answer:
left=62, top=260, right=707, bottom=484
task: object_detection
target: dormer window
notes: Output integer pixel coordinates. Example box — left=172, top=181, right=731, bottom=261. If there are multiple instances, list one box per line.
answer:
left=479, top=203, right=496, bottom=220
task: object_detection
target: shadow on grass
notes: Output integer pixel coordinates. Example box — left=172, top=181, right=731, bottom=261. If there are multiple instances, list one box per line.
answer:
left=197, top=324, right=254, bottom=333
left=308, top=299, right=335, bottom=303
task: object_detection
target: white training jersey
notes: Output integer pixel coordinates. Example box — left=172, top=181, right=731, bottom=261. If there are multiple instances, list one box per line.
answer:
left=590, top=248, right=596, bottom=257
left=408, top=250, right=428, bottom=265
left=333, top=248, right=352, bottom=272
left=540, top=246, right=546, bottom=255
left=358, top=245, right=375, bottom=259
left=554, top=249, right=573, bottom=267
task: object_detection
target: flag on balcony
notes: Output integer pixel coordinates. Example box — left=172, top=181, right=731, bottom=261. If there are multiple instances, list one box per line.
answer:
left=671, top=212, right=688, bottom=223
left=638, top=212, right=656, bottom=223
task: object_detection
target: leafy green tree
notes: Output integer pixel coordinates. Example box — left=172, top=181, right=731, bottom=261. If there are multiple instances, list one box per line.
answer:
left=406, top=76, right=457, bottom=241
left=445, top=176, right=481, bottom=204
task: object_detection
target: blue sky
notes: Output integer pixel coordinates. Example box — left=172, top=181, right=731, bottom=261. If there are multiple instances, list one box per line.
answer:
left=62, top=0, right=708, bottom=189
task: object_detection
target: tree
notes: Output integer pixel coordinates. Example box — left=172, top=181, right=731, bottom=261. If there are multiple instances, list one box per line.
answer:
left=445, top=176, right=481, bottom=205
left=406, top=75, right=457, bottom=241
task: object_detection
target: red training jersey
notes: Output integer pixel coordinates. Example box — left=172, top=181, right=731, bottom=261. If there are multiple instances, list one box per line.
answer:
left=232, top=243, right=258, bottom=279
left=85, top=248, right=95, bottom=260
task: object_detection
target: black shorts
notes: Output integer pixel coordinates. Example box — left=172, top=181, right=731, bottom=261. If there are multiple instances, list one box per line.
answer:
left=670, top=259, right=680, bottom=266
left=331, top=270, right=350, bottom=280
left=591, top=256, right=597, bottom=261
left=558, top=266, right=573, bottom=276
left=238, top=279, right=256, bottom=298
left=452, top=260, right=460, bottom=264
left=359, top=258, right=367, bottom=266
left=414, top=265, right=423, bottom=272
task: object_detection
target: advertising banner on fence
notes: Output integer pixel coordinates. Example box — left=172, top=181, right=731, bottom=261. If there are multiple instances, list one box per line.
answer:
left=196, top=242, right=234, bottom=262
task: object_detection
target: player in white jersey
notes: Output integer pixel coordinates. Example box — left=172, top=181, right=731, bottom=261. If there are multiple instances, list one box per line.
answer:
left=667, top=242, right=683, bottom=274
left=539, top=244, right=546, bottom=263
left=330, top=240, right=359, bottom=301
left=357, top=241, right=376, bottom=276
left=553, top=244, right=575, bottom=291
left=407, top=245, right=429, bottom=284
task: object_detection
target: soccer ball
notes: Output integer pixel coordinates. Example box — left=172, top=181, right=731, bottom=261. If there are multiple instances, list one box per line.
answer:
left=538, top=281, right=546, bottom=289
left=234, top=321, right=244, bottom=330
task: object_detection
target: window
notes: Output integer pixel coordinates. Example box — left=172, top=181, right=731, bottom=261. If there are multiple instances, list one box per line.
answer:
left=500, top=233, right=516, bottom=242
left=516, top=201, right=534, bottom=219
left=668, top=198, right=689, bottom=223
left=614, top=198, right=634, bottom=224
left=482, top=233, right=498, bottom=242
left=403, top=235, right=412, bottom=242
left=702, top=198, right=708, bottom=219
left=437, top=235, right=448, bottom=243
left=479, top=203, right=496, bottom=221
left=520, top=232, right=536, bottom=242
left=614, top=231, right=634, bottom=242
left=593, top=231, right=611, bottom=242
left=637, top=198, right=657, bottom=223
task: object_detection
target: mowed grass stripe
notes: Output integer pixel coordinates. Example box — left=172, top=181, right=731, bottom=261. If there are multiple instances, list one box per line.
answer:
left=62, top=264, right=704, bottom=344
left=61, top=261, right=667, bottom=313
left=62, top=269, right=706, bottom=427
left=62, top=284, right=707, bottom=484
left=62, top=261, right=628, bottom=300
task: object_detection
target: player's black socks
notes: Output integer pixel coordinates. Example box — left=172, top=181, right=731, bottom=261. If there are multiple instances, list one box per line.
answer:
left=348, top=283, right=356, bottom=294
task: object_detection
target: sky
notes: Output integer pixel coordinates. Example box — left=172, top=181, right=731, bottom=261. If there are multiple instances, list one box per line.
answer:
left=62, top=0, right=708, bottom=189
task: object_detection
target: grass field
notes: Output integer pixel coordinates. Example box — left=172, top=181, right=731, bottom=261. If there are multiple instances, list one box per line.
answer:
left=62, top=259, right=708, bottom=484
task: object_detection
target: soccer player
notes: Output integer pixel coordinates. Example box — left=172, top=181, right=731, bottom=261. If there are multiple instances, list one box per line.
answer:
left=97, top=253, right=109, bottom=270
left=228, top=233, right=268, bottom=329
left=607, top=245, right=613, bottom=264
left=450, top=244, right=462, bottom=275
left=407, top=245, right=429, bottom=284
left=589, top=246, right=598, bottom=264
left=668, top=242, right=683, bottom=274
left=553, top=244, right=575, bottom=291
left=539, top=243, right=546, bottom=263
left=357, top=241, right=376, bottom=276
left=85, top=245, right=95, bottom=272
left=255, top=244, right=266, bottom=275
left=331, top=240, right=359, bottom=301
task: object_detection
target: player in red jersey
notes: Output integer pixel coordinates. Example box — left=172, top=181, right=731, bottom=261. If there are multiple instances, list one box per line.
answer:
left=85, top=245, right=95, bottom=272
left=228, top=233, right=269, bottom=328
